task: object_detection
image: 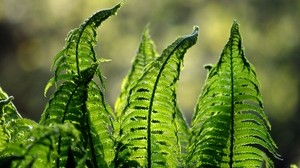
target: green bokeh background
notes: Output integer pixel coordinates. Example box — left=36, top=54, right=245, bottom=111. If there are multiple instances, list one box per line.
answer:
left=0, top=0, right=299, bottom=167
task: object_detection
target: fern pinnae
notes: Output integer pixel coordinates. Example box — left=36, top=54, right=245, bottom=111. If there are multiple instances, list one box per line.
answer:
left=0, top=123, right=80, bottom=168
left=40, top=65, right=99, bottom=167
left=85, top=80, right=116, bottom=167
left=118, top=26, right=198, bottom=167
left=188, top=21, right=280, bottom=167
left=0, top=87, right=21, bottom=121
left=115, top=25, right=159, bottom=119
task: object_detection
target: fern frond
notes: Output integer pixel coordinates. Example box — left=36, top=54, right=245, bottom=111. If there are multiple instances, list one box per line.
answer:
left=40, top=64, right=99, bottom=167
left=0, top=87, right=21, bottom=121
left=174, top=106, right=191, bottom=166
left=0, top=87, right=38, bottom=153
left=117, top=27, right=198, bottom=167
left=188, top=21, right=280, bottom=167
left=85, top=80, right=116, bottom=167
left=115, top=25, right=159, bottom=119
left=40, top=3, right=122, bottom=167
left=44, top=3, right=122, bottom=95
left=0, top=123, right=80, bottom=168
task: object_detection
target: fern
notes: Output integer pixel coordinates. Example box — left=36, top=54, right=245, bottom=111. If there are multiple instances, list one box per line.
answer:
left=0, top=88, right=37, bottom=150
left=0, top=123, right=80, bottom=168
left=0, top=2, right=282, bottom=167
left=39, top=3, right=121, bottom=167
left=115, top=25, right=159, bottom=119
left=116, top=26, right=198, bottom=167
left=86, top=80, right=116, bottom=167
left=44, top=3, right=122, bottom=94
left=188, top=21, right=280, bottom=167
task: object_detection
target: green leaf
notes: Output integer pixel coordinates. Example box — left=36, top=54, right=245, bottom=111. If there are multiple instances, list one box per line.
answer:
left=40, top=3, right=122, bottom=166
left=117, top=26, right=198, bottom=167
left=85, top=80, right=116, bottom=167
left=0, top=87, right=21, bottom=121
left=0, top=87, right=37, bottom=152
left=115, top=25, right=159, bottom=119
left=188, top=21, right=280, bottom=167
left=39, top=65, right=98, bottom=167
left=0, top=123, right=80, bottom=168
left=44, top=3, right=122, bottom=95
left=174, top=106, right=191, bottom=166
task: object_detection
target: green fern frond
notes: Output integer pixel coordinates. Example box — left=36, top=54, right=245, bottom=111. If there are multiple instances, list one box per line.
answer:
left=40, top=65, right=99, bottom=167
left=117, top=27, right=198, bottom=167
left=0, top=123, right=80, bottom=168
left=174, top=106, right=191, bottom=166
left=85, top=80, right=116, bottom=167
left=188, top=21, right=280, bottom=167
left=0, top=87, right=38, bottom=152
left=44, top=3, right=122, bottom=95
left=0, top=87, right=21, bottom=121
left=115, top=25, right=159, bottom=119
left=40, top=4, right=122, bottom=166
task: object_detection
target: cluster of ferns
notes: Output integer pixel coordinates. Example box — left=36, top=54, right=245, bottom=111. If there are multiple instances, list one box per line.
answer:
left=0, top=3, right=281, bottom=168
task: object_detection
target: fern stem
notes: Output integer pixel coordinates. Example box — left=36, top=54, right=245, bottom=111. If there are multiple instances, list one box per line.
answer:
left=229, top=32, right=235, bottom=168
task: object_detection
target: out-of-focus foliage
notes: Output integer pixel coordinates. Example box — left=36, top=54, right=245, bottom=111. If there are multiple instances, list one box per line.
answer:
left=0, top=0, right=299, bottom=167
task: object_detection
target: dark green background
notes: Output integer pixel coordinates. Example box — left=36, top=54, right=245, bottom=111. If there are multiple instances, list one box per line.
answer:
left=0, top=0, right=299, bottom=167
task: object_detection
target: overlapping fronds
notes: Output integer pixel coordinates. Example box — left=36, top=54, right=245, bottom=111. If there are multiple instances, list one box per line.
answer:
left=188, top=21, right=280, bottom=167
left=0, top=2, right=282, bottom=166
left=0, top=123, right=80, bottom=168
left=40, top=65, right=98, bottom=167
left=39, top=4, right=121, bottom=167
left=117, top=27, right=198, bottom=167
left=85, top=80, right=116, bottom=167
left=115, top=26, right=159, bottom=119
left=0, top=87, right=37, bottom=152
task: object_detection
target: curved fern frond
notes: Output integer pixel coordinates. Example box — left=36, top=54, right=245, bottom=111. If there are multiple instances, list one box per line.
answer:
left=115, top=25, right=159, bottom=119
left=117, top=27, right=198, bottom=167
left=44, top=3, right=122, bottom=95
left=0, top=123, right=80, bottom=168
left=188, top=21, right=280, bottom=167
left=40, top=3, right=122, bottom=167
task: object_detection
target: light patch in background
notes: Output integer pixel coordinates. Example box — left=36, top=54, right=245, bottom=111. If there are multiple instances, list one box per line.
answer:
left=260, top=66, right=298, bottom=122
left=2, top=0, right=30, bottom=23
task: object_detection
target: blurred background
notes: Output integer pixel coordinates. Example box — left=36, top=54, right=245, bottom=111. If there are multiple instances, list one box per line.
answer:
left=0, top=0, right=299, bottom=167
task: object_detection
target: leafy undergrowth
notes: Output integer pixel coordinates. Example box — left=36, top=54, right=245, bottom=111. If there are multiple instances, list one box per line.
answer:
left=0, top=3, right=281, bottom=168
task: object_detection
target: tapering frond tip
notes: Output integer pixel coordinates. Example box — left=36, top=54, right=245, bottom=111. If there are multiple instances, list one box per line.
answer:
left=231, top=20, right=241, bottom=37
left=85, top=2, right=122, bottom=28
left=192, top=26, right=199, bottom=36
left=184, top=26, right=199, bottom=45
left=113, top=2, right=123, bottom=15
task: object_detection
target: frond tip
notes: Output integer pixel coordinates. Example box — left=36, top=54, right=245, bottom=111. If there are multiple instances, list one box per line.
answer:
left=188, top=21, right=280, bottom=167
